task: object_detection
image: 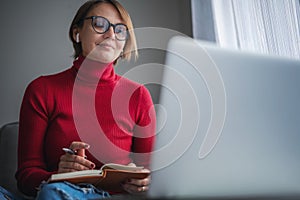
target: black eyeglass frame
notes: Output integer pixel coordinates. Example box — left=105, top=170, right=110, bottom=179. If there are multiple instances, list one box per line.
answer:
left=83, top=16, right=129, bottom=41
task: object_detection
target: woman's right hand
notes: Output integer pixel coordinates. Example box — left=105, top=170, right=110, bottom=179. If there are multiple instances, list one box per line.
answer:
left=58, top=141, right=96, bottom=173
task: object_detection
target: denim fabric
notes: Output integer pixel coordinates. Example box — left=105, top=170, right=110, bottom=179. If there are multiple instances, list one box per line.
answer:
left=36, top=182, right=110, bottom=200
left=0, top=186, right=22, bottom=200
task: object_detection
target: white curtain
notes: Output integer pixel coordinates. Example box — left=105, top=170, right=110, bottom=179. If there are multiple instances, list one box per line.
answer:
left=193, top=0, right=300, bottom=60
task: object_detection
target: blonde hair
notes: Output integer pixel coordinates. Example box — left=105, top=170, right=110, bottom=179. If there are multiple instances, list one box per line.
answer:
left=69, top=0, right=138, bottom=62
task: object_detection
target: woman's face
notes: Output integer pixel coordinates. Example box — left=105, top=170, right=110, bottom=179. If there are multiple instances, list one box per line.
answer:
left=77, top=3, right=126, bottom=63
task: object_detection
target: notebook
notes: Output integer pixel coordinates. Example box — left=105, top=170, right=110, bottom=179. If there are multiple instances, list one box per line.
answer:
left=148, top=36, right=300, bottom=199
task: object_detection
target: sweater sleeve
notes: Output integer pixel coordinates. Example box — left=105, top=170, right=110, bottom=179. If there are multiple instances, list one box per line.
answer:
left=15, top=77, right=54, bottom=197
left=131, top=86, right=156, bottom=169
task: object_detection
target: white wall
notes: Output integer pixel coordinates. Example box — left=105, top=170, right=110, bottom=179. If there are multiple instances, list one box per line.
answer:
left=0, top=0, right=192, bottom=126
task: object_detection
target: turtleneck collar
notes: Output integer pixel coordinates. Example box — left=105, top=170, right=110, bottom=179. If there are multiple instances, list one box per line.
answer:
left=72, top=55, right=117, bottom=85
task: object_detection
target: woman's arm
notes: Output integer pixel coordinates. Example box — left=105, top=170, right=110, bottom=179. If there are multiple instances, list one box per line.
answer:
left=15, top=77, right=53, bottom=196
left=122, top=86, right=156, bottom=194
left=131, top=86, right=156, bottom=167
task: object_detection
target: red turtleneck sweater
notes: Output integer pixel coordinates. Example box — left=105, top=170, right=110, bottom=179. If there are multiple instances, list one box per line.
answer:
left=15, top=56, right=156, bottom=196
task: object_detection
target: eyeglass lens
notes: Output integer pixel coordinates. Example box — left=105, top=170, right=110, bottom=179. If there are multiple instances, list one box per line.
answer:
left=92, top=16, right=128, bottom=40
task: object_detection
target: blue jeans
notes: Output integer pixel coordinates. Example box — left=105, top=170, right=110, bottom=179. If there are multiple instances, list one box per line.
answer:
left=0, top=186, right=22, bottom=200
left=36, top=182, right=110, bottom=200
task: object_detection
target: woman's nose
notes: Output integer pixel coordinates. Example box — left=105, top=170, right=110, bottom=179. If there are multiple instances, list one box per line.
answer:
left=103, top=26, right=116, bottom=39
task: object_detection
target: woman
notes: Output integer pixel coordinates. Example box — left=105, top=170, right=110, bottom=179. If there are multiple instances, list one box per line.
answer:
left=15, top=0, right=156, bottom=199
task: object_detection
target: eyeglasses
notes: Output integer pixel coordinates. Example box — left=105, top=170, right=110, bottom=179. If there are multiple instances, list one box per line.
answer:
left=83, top=16, right=128, bottom=41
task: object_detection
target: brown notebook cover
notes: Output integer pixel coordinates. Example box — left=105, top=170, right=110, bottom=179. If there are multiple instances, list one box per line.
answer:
left=48, top=164, right=150, bottom=192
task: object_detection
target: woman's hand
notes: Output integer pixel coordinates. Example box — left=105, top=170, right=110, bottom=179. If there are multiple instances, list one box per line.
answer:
left=122, top=168, right=151, bottom=194
left=58, top=141, right=95, bottom=173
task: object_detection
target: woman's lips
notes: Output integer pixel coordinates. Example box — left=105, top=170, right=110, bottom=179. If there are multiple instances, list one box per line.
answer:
left=97, top=42, right=115, bottom=49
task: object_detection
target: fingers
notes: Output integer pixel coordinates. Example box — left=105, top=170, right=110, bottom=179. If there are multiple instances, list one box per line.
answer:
left=58, top=141, right=95, bottom=173
left=127, top=162, right=137, bottom=167
left=58, top=154, right=95, bottom=173
left=69, top=141, right=90, bottom=158
left=127, top=176, right=151, bottom=187
left=122, top=184, right=149, bottom=194
left=122, top=175, right=151, bottom=194
left=69, top=141, right=90, bottom=150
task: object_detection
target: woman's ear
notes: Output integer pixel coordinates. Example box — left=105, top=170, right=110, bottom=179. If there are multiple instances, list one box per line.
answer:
left=72, top=28, right=80, bottom=43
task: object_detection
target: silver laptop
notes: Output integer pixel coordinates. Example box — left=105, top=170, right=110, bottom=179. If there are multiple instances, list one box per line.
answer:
left=148, top=36, right=300, bottom=199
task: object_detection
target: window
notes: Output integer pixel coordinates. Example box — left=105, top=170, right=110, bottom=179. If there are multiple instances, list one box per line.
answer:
left=192, top=0, right=300, bottom=59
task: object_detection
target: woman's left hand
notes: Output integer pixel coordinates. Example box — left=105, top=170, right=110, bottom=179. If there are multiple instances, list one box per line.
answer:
left=121, top=169, right=151, bottom=194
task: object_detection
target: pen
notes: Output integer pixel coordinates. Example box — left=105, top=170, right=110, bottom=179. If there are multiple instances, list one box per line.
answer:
left=62, top=147, right=87, bottom=159
left=62, top=148, right=77, bottom=155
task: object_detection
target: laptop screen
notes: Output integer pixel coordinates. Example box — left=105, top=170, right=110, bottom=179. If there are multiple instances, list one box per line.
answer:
left=148, top=36, right=300, bottom=199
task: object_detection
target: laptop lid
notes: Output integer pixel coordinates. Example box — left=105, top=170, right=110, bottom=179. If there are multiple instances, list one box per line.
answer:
left=148, top=36, right=300, bottom=199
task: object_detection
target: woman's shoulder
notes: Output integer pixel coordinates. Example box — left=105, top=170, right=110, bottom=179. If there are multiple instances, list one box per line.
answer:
left=115, top=74, right=153, bottom=101
left=29, top=68, right=73, bottom=86
left=115, top=74, right=147, bottom=89
left=25, top=68, right=74, bottom=94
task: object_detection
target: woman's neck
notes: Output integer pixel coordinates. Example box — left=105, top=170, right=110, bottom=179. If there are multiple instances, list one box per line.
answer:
left=72, top=55, right=116, bottom=84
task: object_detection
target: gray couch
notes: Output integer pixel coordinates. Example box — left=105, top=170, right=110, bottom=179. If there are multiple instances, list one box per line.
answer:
left=0, top=122, right=23, bottom=197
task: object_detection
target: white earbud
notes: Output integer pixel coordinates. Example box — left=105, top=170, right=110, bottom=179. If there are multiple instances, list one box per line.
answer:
left=76, top=33, right=80, bottom=43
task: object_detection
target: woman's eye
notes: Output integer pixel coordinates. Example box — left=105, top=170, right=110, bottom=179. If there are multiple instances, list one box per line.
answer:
left=115, top=26, right=126, bottom=33
left=95, top=23, right=105, bottom=28
left=115, top=29, right=123, bottom=34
